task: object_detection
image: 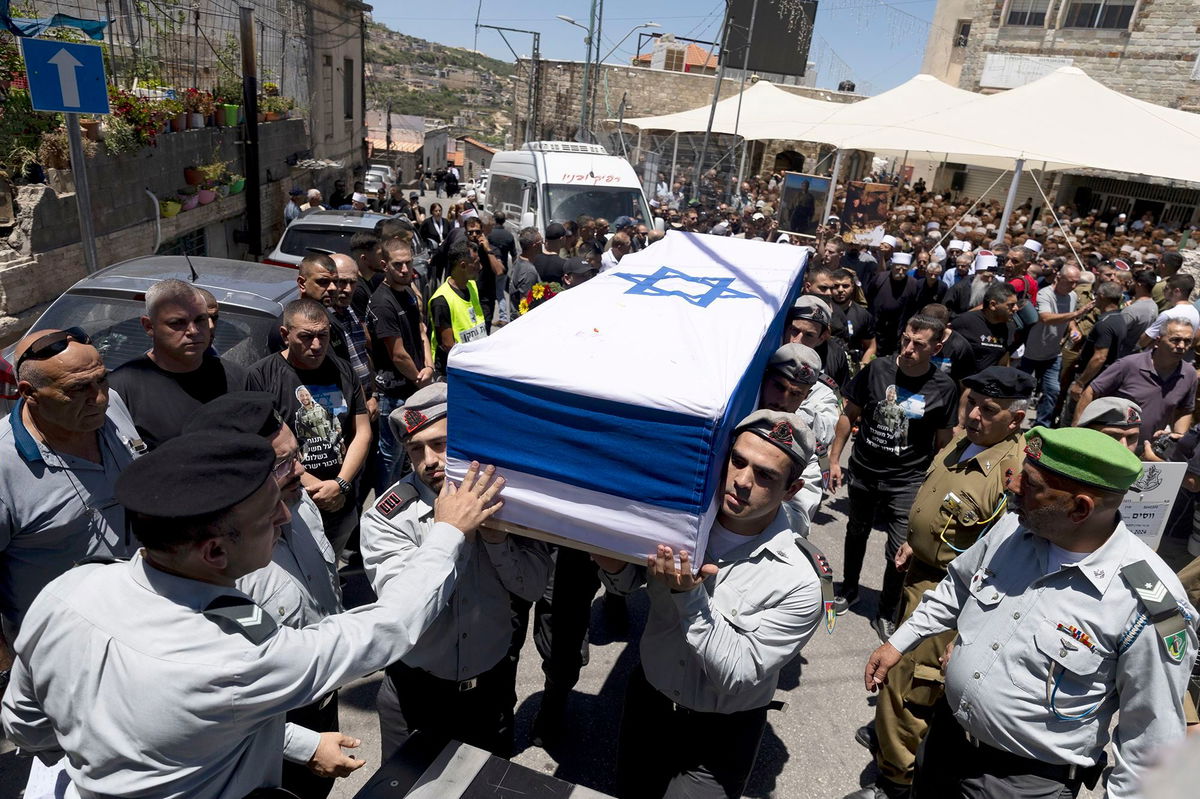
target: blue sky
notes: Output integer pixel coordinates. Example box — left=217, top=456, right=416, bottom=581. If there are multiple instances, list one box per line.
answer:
left=368, top=0, right=943, bottom=95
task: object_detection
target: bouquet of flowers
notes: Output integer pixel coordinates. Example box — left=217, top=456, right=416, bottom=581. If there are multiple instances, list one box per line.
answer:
left=518, top=282, right=562, bottom=316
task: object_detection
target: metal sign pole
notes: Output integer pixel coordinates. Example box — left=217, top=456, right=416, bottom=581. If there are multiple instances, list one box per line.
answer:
left=65, top=114, right=99, bottom=274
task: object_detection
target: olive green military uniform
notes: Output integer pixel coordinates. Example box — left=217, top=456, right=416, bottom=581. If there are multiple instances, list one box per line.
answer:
left=1180, top=555, right=1200, bottom=725
left=873, top=431, right=1026, bottom=785
left=1057, top=299, right=1102, bottom=422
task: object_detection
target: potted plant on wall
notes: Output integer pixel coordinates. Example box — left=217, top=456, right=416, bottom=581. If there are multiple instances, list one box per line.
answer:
left=79, top=117, right=101, bottom=141
left=177, top=184, right=199, bottom=211
left=260, top=95, right=292, bottom=122
left=37, top=128, right=95, bottom=170
left=182, top=88, right=213, bottom=129
left=161, top=96, right=186, bottom=133
left=198, top=155, right=229, bottom=202
left=227, top=172, right=245, bottom=195
left=159, top=197, right=182, bottom=218
left=214, top=83, right=241, bottom=127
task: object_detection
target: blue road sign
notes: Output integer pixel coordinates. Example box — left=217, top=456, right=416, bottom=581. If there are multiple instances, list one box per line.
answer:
left=20, top=38, right=110, bottom=115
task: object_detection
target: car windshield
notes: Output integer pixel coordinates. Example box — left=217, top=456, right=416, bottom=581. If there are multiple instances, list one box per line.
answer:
left=542, top=184, right=649, bottom=226
left=278, top=225, right=362, bottom=257
left=29, top=294, right=279, bottom=370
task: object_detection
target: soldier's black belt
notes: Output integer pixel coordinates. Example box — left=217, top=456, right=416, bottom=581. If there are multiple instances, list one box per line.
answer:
left=962, top=730, right=1105, bottom=789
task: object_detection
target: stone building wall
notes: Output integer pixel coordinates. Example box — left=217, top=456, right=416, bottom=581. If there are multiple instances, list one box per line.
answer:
left=958, top=0, right=1200, bottom=109
left=516, top=60, right=857, bottom=145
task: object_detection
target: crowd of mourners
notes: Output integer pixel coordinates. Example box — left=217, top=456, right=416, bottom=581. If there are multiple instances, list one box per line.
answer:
left=0, top=164, right=1197, bottom=799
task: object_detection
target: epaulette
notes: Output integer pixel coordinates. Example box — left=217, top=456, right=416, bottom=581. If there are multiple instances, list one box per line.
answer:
left=793, top=536, right=837, bottom=635
left=1120, top=560, right=1189, bottom=663
left=203, top=595, right=277, bottom=645
left=818, top=373, right=841, bottom=394
left=374, top=481, right=420, bottom=519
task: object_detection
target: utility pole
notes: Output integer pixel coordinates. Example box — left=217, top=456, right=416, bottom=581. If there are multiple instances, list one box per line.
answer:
left=239, top=6, right=262, bottom=257
left=588, top=0, right=604, bottom=140
left=696, top=2, right=732, bottom=184
left=477, top=25, right=542, bottom=146
left=733, top=0, right=759, bottom=185
left=386, top=101, right=392, bottom=157
left=65, top=115, right=98, bottom=273
left=578, top=0, right=597, bottom=141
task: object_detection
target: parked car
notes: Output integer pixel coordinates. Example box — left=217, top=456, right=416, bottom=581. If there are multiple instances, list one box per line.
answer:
left=264, top=209, right=389, bottom=268
left=1, top=256, right=299, bottom=416
left=367, top=163, right=396, bottom=184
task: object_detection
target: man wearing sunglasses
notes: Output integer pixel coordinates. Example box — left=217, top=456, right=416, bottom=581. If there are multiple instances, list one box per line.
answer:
left=108, top=279, right=248, bottom=449
left=0, top=328, right=142, bottom=698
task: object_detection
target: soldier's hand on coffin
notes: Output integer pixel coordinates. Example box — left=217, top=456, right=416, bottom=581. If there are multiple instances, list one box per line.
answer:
left=434, top=461, right=505, bottom=539
left=592, top=553, right=626, bottom=574
left=647, top=546, right=718, bottom=592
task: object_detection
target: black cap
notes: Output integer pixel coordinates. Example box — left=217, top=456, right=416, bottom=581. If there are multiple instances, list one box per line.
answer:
left=564, top=256, right=595, bottom=276
left=182, top=392, right=284, bottom=439
left=116, top=432, right=275, bottom=519
left=409, top=191, right=419, bottom=199
left=289, top=187, right=305, bottom=196
left=962, top=366, right=1035, bottom=399
left=545, top=222, right=568, bottom=240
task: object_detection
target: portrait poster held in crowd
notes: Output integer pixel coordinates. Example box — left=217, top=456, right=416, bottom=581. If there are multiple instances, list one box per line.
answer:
left=777, top=172, right=831, bottom=239
left=843, top=181, right=893, bottom=229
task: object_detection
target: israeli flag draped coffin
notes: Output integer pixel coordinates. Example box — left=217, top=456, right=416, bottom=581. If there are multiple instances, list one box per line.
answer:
left=445, top=232, right=807, bottom=563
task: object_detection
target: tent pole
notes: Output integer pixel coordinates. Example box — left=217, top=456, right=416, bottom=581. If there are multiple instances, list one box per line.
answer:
left=737, top=138, right=748, bottom=187
left=670, top=132, right=680, bottom=190
left=823, top=149, right=844, bottom=223
left=636, top=129, right=642, bottom=165
left=995, top=158, right=1025, bottom=246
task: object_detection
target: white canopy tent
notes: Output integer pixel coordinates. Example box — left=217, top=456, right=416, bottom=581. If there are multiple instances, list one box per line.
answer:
left=618, top=80, right=840, bottom=136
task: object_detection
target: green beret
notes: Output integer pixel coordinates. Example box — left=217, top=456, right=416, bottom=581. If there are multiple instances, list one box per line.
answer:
left=1023, top=426, right=1142, bottom=494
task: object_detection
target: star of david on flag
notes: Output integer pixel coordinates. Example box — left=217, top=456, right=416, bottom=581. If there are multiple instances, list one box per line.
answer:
left=613, top=266, right=756, bottom=307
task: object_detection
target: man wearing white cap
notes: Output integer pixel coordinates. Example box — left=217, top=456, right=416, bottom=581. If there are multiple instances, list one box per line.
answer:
left=867, top=251, right=922, bottom=356
left=350, top=192, right=369, bottom=211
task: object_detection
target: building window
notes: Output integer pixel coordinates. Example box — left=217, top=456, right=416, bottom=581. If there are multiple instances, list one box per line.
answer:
left=343, top=58, right=354, bottom=120
left=1006, top=0, right=1050, bottom=26
left=1062, top=0, right=1136, bottom=29
left=663, top=49, right=684, bottom=73
left=954, top=20, right=971, bottom=47
left=322, top=55, right=334, bottom=139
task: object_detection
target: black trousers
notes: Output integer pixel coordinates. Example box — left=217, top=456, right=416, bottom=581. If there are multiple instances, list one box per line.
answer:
left=280, top=692, right=339, bottom=799
left=378, top=658, right=516, bottom=759
left=844, top=473, right=920, bottom=622
left=616, top=666, right=768, bottom=799
left=913, top=700, right=1089, bottom=799
left=508, top=546, right=599, bottom=693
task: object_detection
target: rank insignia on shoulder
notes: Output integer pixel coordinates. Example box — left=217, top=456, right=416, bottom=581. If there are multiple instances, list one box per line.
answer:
left=819, top=374, right=840, bottom=392
left=375, top=482, right=418, bottom=519
left=203, top=596, right=277, bottom=645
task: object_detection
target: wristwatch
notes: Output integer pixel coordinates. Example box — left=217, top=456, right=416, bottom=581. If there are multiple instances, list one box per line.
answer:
left=335, top=477, right=352, bottom=495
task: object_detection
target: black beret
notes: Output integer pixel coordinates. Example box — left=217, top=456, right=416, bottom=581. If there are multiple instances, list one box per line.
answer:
left=182, top=392, right=283, bottom=439
left=962, top=366, right=1035, bottom=400
left=564, top=256, right=595, bottom=276
left=116, top=432, right=275, bottom=519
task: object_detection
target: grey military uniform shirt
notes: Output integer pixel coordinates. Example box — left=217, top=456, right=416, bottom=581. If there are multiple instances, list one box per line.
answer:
left=0, top=392, right=142, bottom=639
left=890, top=513, right=1199, bottom=799
left=603, top=508, right=823, bottom=713
left=237, top=492, right=341, bottom=629
left=361, top=473, right=552, bottom=681
left=1, top=526, right=468, bottom=799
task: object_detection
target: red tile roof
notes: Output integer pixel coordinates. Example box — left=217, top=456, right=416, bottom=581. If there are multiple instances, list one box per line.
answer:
left=634, top=42, right=717, bottom=71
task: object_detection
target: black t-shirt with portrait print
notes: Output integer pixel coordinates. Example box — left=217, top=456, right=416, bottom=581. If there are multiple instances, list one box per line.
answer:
left=951, top=309, right=1016, bottom=371
left=246, top=352, right=365, bottom=481
left=845, top=355, right=958, bottom=482
left=108, top=354, right=248, bottom=450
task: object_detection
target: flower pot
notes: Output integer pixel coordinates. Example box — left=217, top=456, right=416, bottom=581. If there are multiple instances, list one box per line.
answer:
left=188, top=112, right=205, bottom=129
left=257, top=111, right=266, bottom=123
left=214, top=106, right=228, bottom=126
left=80, top=119, right=101, bottom=141
left=170, top=113, right=187, bottom=133
left=159, top=200, right=182, bottom=218
left=216, top=183, right=230, bottom=197
left=228, top=178, right=245, bottom=195
left=265, top=111, right=282, bottom=122
left=197, top=188, right=217, bottom=205
left=178, top=192, right=200, bottom=211
left=184, top=167, right=204, bottom=186
left=220, top=104, right=240, bottom=126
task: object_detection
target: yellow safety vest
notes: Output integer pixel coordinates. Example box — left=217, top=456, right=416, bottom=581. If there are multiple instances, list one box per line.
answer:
left=429, top=279, right=487, bottom=363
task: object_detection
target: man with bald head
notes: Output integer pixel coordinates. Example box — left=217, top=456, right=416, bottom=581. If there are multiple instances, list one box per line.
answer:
left=108, top=278, right=248, bottom=448
left=329, top=253, right=375, bottom=412
left=0, top=328, right=142, bottom=690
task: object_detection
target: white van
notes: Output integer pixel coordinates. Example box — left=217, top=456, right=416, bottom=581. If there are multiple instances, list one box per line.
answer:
left=484, top=141, right=650, bottom=232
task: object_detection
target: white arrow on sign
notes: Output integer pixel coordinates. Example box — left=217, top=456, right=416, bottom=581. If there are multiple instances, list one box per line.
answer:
left=47, top=48, right=83, bottom=108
